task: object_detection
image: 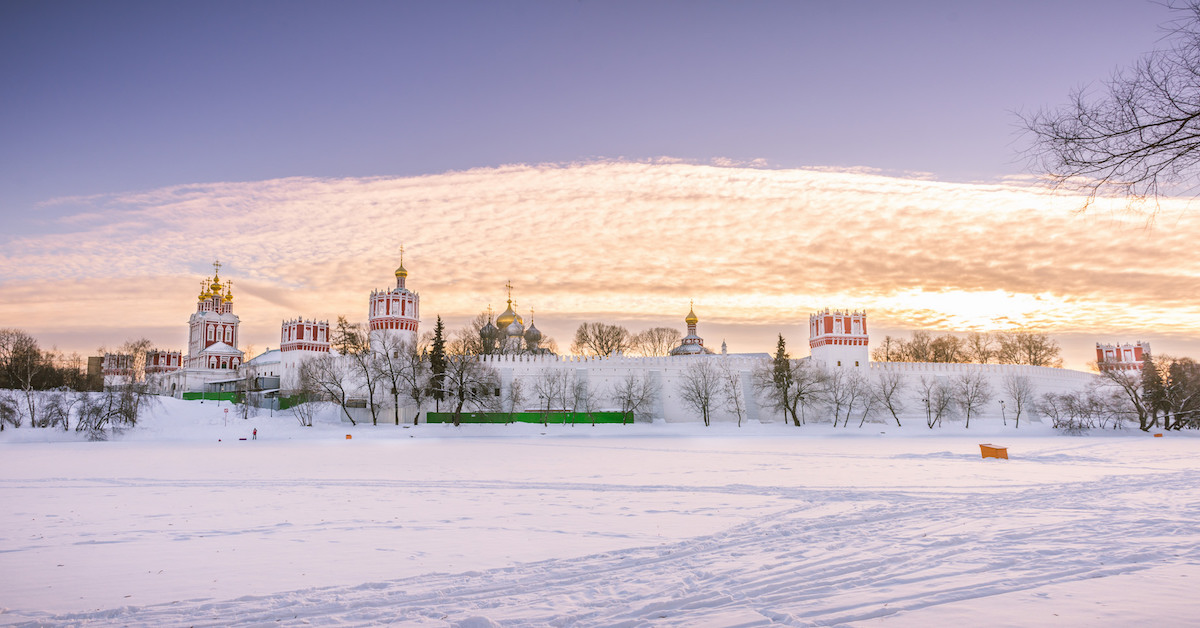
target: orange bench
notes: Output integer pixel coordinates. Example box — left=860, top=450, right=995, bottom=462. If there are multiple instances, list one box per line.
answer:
left=980, top=444, right=1008, bottom=460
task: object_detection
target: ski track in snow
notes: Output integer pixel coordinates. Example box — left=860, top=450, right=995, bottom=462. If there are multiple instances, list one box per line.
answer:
left=6, top=468, right=1198, bottom=627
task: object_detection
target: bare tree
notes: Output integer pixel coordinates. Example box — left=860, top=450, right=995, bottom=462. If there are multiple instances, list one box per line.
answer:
left=873, top=370, right=907, bottom=427
left=341, top=324, right=383, bottom=425
left=440, top=350, right=499, bottom=427
left=871, top=335, right=903, bottom=362
left=0, top=392, right=17, bottom=431
left=290, top=360, right=321, bottom=427
left=1040, top=386, right=1132, bottom=433
left=1002, top=374, right=1036, bottom=428
left=234, top=362, right=258, bottom=421
left=753, top=358, right=826, bottom=426
left=996, top=331, right=1063, bottom=368
left=304, top=354, right=358, bottom=425
left=610, top=371, right=660, bottom=423
left=481, top=375, right=525, bottom=423
left=633, top=327, right=683, bottom=357
left=930, top=335, right=965, bottom=364
left=5, top=330, right=47, bottom=428
left=531, top=369, right=572, bottom=425
left=1095, top=363, right=1151, bottom=430
left=373, top=334, right=428, bottom=425
left=822, top=368, right=870, bottom=427
left=679, top=360, right=721, bottom=426
left=918, top=376, right=955, bottom=428
left=902, top=331, right=935, bottom=363
left=857, top=379, right=881, bottom=428
left=1023, top=2, right=1200, bottom=209
left=953, top=371, right=993, bottom=428
left=75, top=380, right=156, bottom=440
left=571, top=322, right=633, bottom=356
left=571, top=375, right=602, bottom=425
left=964, top=332, right=995, bottom=364
left=719, top=359, right=747, bottom=427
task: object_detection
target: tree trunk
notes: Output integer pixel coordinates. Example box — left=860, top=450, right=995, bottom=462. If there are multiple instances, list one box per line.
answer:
left=339, top=399, right=356, bottom=425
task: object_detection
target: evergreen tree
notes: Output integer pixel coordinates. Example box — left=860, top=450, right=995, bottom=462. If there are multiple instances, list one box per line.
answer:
left=429, top=316, right=447, bottom=410
left=332, top=316, right=367, bottom=355
left=1141, top=351, right=1164, bottom=430
left=772, top=334, right=792, bottom=396
left=771, top=334, right=795, bottom=424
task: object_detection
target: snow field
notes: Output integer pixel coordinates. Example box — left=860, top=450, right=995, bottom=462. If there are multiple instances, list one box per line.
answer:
left=1, top=398, right=1198, bottom=626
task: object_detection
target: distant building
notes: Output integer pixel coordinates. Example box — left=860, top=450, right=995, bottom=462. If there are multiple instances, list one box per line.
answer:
left=1096, top=341, right=1149, bottom=372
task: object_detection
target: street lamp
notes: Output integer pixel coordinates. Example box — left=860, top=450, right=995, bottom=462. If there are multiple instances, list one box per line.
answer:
left=922, top=397, right=931, bottom=428
left=999, top=399, right=1007, bottom=426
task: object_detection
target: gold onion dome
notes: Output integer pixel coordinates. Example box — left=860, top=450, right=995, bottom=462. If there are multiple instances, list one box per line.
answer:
left=685, top=304, right=699, bottom=325
left=496, top=301, right=517, bottom=330
left=211, top=277, right=223, bottom=293
left=395, top=262, right=408, bottom=279
left=223, top=289, right=233, bottom=303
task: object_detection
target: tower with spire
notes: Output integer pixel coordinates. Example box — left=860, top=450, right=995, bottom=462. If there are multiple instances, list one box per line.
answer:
left=186, top=260, right=244, bottom=370
left=670, top=301, right=710, bottom=356
left=368, top=247, right=421, bottom=351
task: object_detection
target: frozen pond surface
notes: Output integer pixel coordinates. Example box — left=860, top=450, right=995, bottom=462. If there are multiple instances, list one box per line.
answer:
left=1, top=401, right=1197, bottom=626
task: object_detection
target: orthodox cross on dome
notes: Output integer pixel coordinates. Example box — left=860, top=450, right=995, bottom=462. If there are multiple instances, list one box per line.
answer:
left=399, top=244, right=405, bottom=263
left=212, top=259, right=222, bottom=277
left=505, top=280, right=514, bottom=304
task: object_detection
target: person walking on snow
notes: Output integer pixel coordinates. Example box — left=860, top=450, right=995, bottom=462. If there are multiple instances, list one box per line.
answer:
left=252, top=428, right=257, bottom=440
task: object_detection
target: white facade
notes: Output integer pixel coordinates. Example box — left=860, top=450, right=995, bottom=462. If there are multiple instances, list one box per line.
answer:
left=150, top=258, right=1101, bottom=423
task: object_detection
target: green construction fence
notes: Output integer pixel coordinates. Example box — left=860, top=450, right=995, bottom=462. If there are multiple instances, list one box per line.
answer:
left=425, top=411, right=631, bottom=424
left=181, top=392, right=238, bottom=402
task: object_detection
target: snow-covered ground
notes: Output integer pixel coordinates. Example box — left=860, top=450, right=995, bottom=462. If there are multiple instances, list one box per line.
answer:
left=1, top=398, right=1197, bottom=626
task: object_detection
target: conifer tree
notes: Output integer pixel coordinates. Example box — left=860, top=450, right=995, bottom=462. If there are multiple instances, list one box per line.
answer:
left=1141, top=351, right=1164, bottom=430
left=772, top=334, right=792, bottom=405
left=771, top=334, right=797, bottom=425
left=429, top=316, right=447, bottom=410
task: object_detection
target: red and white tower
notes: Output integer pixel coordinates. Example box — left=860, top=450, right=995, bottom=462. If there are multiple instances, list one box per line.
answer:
left=279, top=318, right=330, bottom=390
left=186, top=261, right=244, bottom=370
left=281, top=319, right=331, bottom=354
left=368, top=249, right=420, bottom=350
left=809, top=309, right=869, bottom=369
left=1096, top=341, right=1149, bottom=372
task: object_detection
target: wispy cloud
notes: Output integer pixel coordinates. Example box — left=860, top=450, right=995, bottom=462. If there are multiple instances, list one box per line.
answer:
left=2, top=161, right=1197, bottom=365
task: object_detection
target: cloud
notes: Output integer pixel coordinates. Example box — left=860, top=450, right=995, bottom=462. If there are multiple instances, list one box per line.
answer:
left=2, top=160, right=1197, bottom=368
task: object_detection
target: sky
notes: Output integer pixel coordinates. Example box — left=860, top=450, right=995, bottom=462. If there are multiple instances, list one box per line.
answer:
left=2, top=0, right=1196, bottom=369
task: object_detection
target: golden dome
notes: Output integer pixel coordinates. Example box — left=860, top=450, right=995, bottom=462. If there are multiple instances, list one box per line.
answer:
left=685, top=302, right=699, bottom=326
left=496, top=300, right=517, bottom=330
left=211, top=276, right=223, bottom=293
left=223, top=289, right=233, bottom=303
left=395, top=262, right=408, bottom=279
